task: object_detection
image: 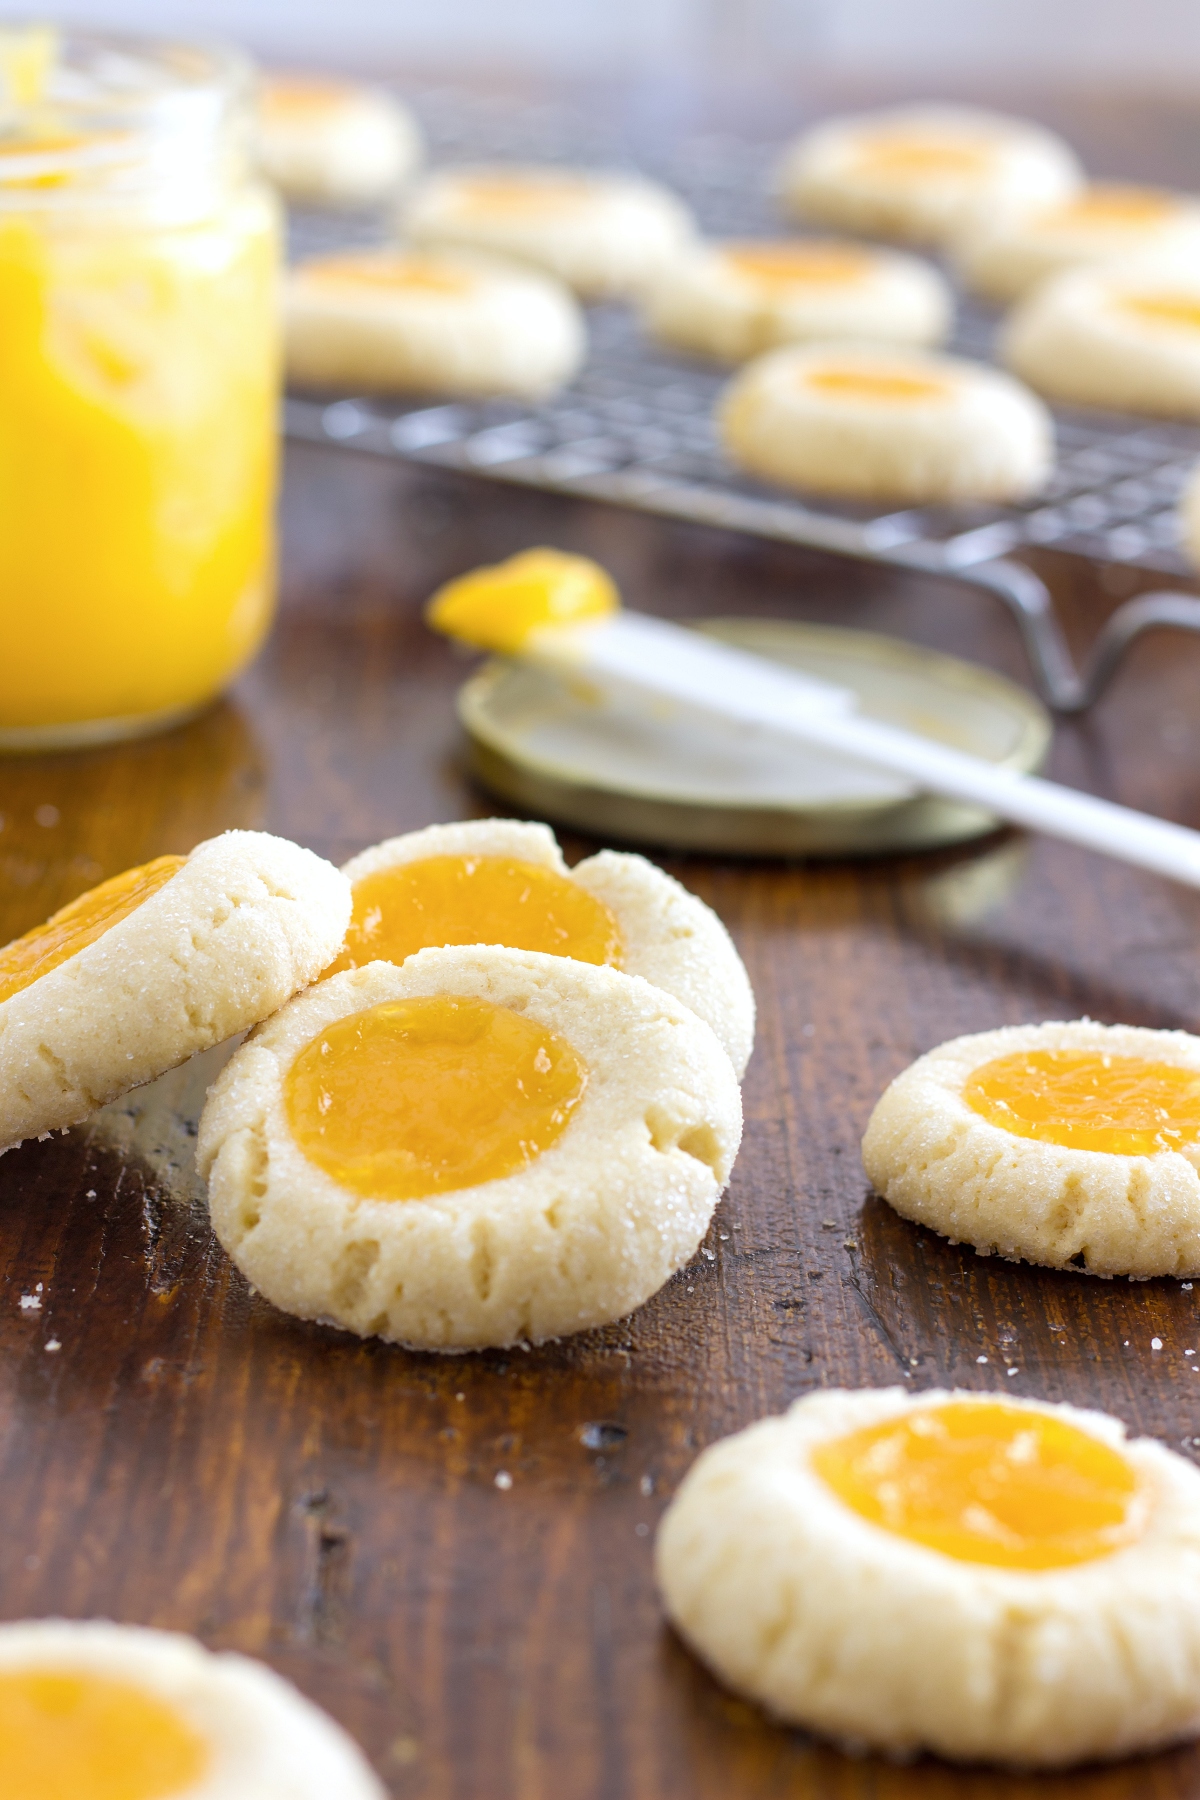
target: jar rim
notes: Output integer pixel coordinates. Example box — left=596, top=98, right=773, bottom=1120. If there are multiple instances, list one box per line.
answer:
left=0, top=26, right=252, bottom=210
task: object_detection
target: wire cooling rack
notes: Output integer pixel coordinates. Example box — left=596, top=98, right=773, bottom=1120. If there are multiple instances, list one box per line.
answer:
left=283, top=89, right=1200, bottom=714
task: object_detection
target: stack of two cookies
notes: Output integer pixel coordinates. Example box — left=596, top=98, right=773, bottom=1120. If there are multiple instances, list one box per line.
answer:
left=0, top=819, right=751, bottom=1353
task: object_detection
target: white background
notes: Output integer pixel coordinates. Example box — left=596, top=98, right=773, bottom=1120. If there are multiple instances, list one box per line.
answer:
left=6, top=0, right=1200, bottom=85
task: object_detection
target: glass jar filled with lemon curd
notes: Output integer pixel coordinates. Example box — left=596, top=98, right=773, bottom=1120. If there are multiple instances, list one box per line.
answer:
left=0, top=27, right=280, bottom=749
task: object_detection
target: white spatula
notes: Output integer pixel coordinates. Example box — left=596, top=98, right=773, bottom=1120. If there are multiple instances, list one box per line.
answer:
left=428, top=551, right=1200, bottom=890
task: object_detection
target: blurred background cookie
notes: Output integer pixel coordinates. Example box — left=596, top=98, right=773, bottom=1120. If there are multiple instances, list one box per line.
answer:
left=403, top=164, right=695, bottom=297
left=777, top=104, right=1082, bottom=245
left=657, top=1387, right=1200, bottom=1767
left=643, top=237, right=951, bottom=362
left=1003, top=265, right=1200, bottom=417
left=719, top=343, right=1052, bottom=503
left=0, top=1618, right=384, bottom=1796
left=285, top=248, right=585, bottom=399
left=198, top=946, right=742, bottom=1350
left=256, top=72, right=422, bottom=206
left=955, top=182, right=1200, bottom=302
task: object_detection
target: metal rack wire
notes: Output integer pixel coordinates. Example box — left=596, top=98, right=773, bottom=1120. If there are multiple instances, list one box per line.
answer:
left=283, top=90, right=1200, bottom=713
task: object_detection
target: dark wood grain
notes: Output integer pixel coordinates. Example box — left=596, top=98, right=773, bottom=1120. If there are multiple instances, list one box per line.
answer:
left=8, top=139, right=1200, bottom=1794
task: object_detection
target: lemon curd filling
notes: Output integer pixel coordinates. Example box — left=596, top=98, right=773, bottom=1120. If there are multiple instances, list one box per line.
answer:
left=328, top=855, right=622, bottom=975
left=963, top=1048, right=1200, bottom=1155
left=852, top=138, right=992, bottom=178
left=285, top=994, right=588, bottom=1200
left=0, top=29, right=280, bottom=743
left=1120, top=293, right=1200, bottom=333
left=258, top=75, right=359, bottom=121
left=0, top=1668, right=210, bottom=1800
left=724, top=242, right=872, bottom=287
left=0, top=853, right=184, bottom=1005
left=0, top=188, right=279, bottom=735
left=453, top=174, right=596, bottom=217
left=301, top=253, right=474, bottom=298
left=1045, top=185, right=1174, bottom=229
left=812, top=1400, right=1145, bottom=1569
left=425, top=547, right=619, bottom=655
left=806, top=366, right=948, bottom=403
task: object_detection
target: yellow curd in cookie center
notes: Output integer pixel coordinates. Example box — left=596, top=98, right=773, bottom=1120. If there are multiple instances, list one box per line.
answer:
left=0, top=1668, right=210, bottom=1800
left=453, top=175, right=596, bottom=217
left=286, top=994, right=588, bottom=1200
left=425, top=547, right=620, bottom=656
left=0, top=184, right=279, bottom=734
left=328, top=854, right=622, bottom=974
left=806, top=366, right=948, bottom=403
left=300, top=253, right=475, bottom=298
left=724, top=242, right=873, bottom=287
left=812, top=1400, right=1144, bottom=1570
left=963, top=1048, right=1200, bottom=1155
left=1043, top=185, right=1175, bottom=230
left=853, top=138, right=992, bottom=178
left=1121, top=292, right=1200, bottom=333
left=0, top=853, right=184, bottom=1005
left=258, top=75, right=361, bottom=121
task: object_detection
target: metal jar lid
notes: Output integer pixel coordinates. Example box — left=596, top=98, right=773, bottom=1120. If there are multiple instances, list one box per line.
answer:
left=458, top=617, right=1051, bottom=857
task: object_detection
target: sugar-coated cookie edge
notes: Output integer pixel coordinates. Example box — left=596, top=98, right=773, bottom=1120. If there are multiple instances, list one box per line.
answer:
left=0, top=830, right=351, bottom=1154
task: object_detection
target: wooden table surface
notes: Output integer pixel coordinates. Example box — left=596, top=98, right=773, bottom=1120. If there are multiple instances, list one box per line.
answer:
left=7, top=90, right=1200, bottom=1799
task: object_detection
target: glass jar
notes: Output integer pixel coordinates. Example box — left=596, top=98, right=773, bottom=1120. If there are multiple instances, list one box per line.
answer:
left=0, top=28, right=281, bottom=749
